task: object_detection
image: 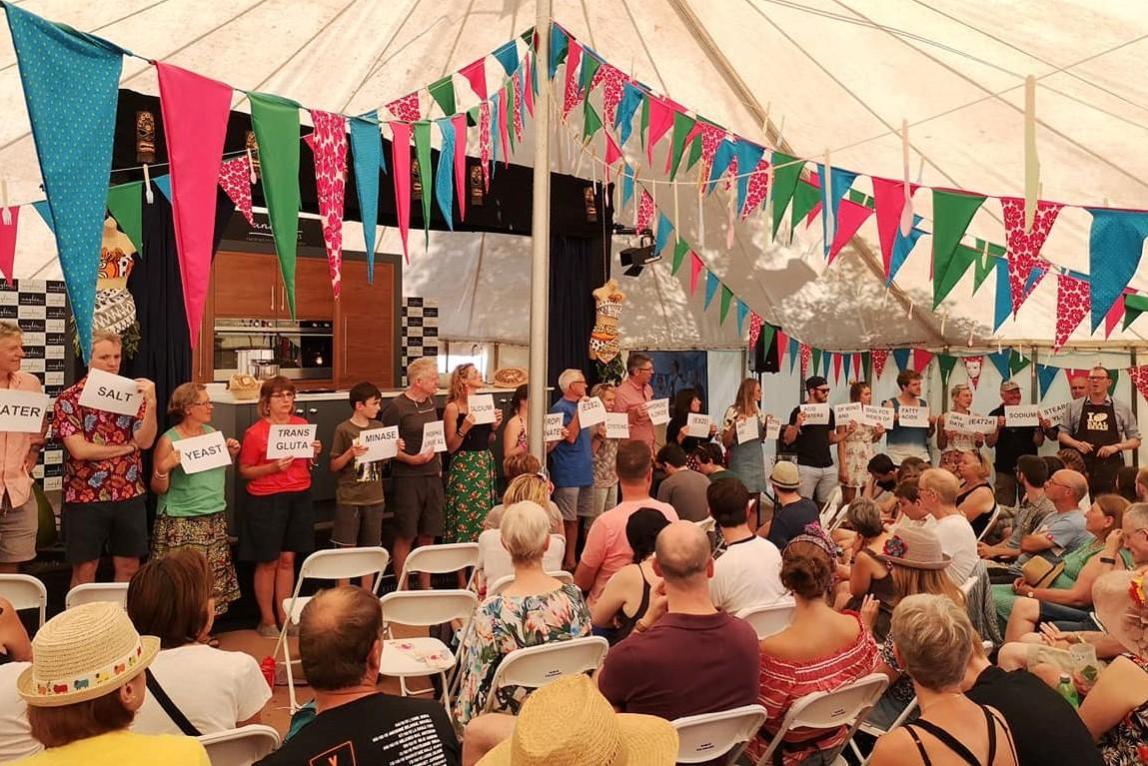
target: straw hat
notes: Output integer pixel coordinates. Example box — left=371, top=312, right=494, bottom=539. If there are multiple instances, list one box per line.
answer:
left=880, top=521, right=952, bottom=570
left=478, top=675, right=678, bottom=766
left=1093, top=569, right=1148, bottom=657
left=18, top=602, right=160, bottom=707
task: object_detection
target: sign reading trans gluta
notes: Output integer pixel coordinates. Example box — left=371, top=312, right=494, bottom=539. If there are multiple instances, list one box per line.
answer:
left=0, top=389, right=50, bottom=433
left=177, top=431, right=232, bottom=474
left=266, top=424, right=318, bottom=459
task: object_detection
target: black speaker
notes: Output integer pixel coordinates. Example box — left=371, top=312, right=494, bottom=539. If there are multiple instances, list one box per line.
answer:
left=750, top=326, right=781, bottom=373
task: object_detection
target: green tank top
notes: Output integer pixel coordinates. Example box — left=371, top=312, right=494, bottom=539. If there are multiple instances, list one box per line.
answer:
left=156, top=425, right=227, bottom=518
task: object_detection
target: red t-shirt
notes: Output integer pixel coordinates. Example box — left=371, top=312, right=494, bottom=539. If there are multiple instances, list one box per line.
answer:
left=239, top=417, right=313, bottom=496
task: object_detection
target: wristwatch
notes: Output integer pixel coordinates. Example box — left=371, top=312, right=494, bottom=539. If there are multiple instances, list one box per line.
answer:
left=1099, top=556, right=1117, bottom=565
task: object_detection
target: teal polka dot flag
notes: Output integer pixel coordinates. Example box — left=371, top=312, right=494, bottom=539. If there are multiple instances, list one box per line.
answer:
left=5, top=5, right=127, bottom=362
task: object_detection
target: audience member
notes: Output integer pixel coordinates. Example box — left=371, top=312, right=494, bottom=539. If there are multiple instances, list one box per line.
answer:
left=868, top=595, right=1018, bottom=766
left=575, top=441, right=677, bottom=606
left=694, top=443, right=735, bottom=482
left=882, top=369, right=934, bottom=466
left=590, top=508, right=670, bottom=644
left=862, top=453, right=899, bottom=516
left=443, top=363, right=502, bottom=543
left=0, top=596, right=36, bottom=761
left=589, top=383, right=620, bottom=521
left=937, top=384, right=983, bottom=474
left=892, top=479, right=922, bottom=524
left=18, top=602, right=208, bottom=765
left=501, top=384, right=529, bottom=468
left=455, top=502, right=590, bottom=724
left=747, top=526, right=878, bottom=764
left=1136, top=467, right=1148, bottom=502
left=1116, top=465, right=1140, bottom=503
left=915, top=469, right=979, bottom=584
left=476, top=474, right=564, bottom=596
left=655, top=443, right=710, bottom=522
left=837, top=381, right=886, bottom=505
left=897, top=455, right=929, bottom=483
left=54, top=329, right=158, bottom=588
left=722, top=378, right=769, bottom=497
left=482, top=472, right=562, bottom=533
left=0, top=321, right=45, bottom=575
left=257, top=587, right=460, bottom=765
left=1059, top=365, right=1141, bottom=496
left=997, top=469, right=1092, bottom=582
left=987, top=380, right=1043, bottom=507
left=614, top=352, right=655, bottom=454
left=549, top=368, right=593, bottom=571
left=126, top=550, right=270, bottom=735
left=956, top=450, right=998, bottom=539
left=762, top=461, right=820, bottom=549
left=977, top=455, right=1053, bottom=563
left=597, top=522, right=759, bottom=721
left=782, top=376, right=845, bottom=505
left=837, top=498, right=896, bottom=638
left=1056, top=448, right=1086, bottom=477
left=708, top=478, right=784, bottom=613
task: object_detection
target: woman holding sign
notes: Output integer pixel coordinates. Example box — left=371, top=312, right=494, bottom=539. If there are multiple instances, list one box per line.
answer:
left=937, top=384, right=983, bottom=475
left=150, top=383, right=241, bottom=616
left=837, top=382, right=886, bottom=504
left=238, top=376, right=322, bottom=638
left=444, top=363, right=503, bottom=543
left=721, top=378, right=767, bottom=496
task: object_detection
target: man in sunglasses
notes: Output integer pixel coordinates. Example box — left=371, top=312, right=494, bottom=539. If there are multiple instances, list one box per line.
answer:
left=1058, top=366, right=1141, bottom=496
left=782, top=376, right=848, bottom=505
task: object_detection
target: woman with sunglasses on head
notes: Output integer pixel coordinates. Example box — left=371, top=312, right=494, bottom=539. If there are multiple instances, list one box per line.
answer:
left=150, top=383, right=241, bottom=618
left=444, top=363, right=503, bottom=544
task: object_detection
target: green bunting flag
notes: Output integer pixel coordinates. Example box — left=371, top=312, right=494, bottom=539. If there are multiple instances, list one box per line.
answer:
left=583, top=101, right=603, bottom=141
left=106, top=182, right=143, bottom=253
left=770, top=152, right=804, bottom=238
left=579, top=53, right=600, bottom=96
left=790, top=179, right=821, bottom=232
left=972, top=241, right=1006, bottom=292
left=669, top=112, right=696, bottom=180
left=685, top=132, right=703, bottom=172
left=720, top=285, right=733, bottom=324
left=250, top=91, right=301, bottom=318
left=413, top=121, right=433, bottom=243
left=1009, top=350, right=1031, bottom=376
left=934, top=243, right=979, bottom=308
left=1125, top=294, right=1148, bottom=330
left=671, top=239, right=689, bottom=275
left=639, top=94, right=650, bottom=152
left=428, top=76, right=456, bottom=117
left=937, top=354, right=958, bottom=386
left=812, top=348, right=822, bottom=375
left=862, top=351, right=872, bottom=382
left=931, top=190, right=986, bottom=308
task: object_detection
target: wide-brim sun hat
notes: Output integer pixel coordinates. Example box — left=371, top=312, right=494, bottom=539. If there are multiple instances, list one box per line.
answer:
left=18, top=601, right=160, bottom=707
left=478, top=675, right=678, bottom=766
left=879, top=521, right=952, bottom=571
left=1093, top=569, right=1148, bottom=658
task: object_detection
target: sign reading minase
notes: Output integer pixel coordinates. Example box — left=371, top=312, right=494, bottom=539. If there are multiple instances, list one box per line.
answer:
left=356, top=426, right=399, bottom=464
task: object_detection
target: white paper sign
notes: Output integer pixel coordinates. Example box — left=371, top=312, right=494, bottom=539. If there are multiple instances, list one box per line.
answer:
left=686, top=413, right=712, bottom=438
left=834, top=403, right=863, bottom=425
left=799, top=403, right=830, bottom=426
left=898, top=405, right=930, bottom=428
left=1005, top=405, right=1040, bottom=428
left=862, top=405, right=895, bottom=429
left=578, top=396, right=607, bottom=428
left=79, top=368, right=142, bottom=416
left=605, top=412, right=630, bottom=439
left=765, top=416, right=782, bottom=440
left=736, top=416, right=759, bottom=444
left=176, top=430, right=232, bottom=475
left=356, top=426, right=399, bottom=465
left=945, top=412, right=973, bottom=433
left=1039, top=402, right=1068, bottom=425
left=266, top=423, right=318, bottom=459
left=467, top=394, right=496, bottom=425
left=0, top=389, right=50, bottom=433
left=647, top=398, right=670, bottom=426
left=422, top=421, right=447, bottom=453
left=544, top=413, right=566, bottom=442
left=968, top=415, right=1000, bottom=434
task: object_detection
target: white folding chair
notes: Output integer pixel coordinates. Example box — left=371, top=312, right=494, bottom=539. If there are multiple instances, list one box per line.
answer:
left=976, top=506, right=1002, bottom=541
left=0, top=574, right=47, bottom=628
left=275, top=547, right=391, bottom=712
left=378, top=589, right=478, bottom=709
left=197, top=724, right=280, bottom=766
left=694, top=516, right=717, bottom=535
left=736, top=601, right=796, bottom=640
left=674, top=704, right=768, bottom=765
left=852, top=696, right=919, bottom=764
left=65, top=582, right=129, bottom=610
left=481, top=636, right=609, bottom=714
left=753, top=673, right=889, bottom=766
left=486, top=571, right=574, bottom=599
left=398, top=542, right=480, bottom=590
left=958, top=573, right=979, bottom=597
left=819, top=486, right=843, bottom=526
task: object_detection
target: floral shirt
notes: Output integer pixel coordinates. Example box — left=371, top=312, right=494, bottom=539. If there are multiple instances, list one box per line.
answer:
left=53, top=378, right=144, bottom=504
left=454, top=583, right=591, bottom=724
left=593, top=436, right=619, bottom=489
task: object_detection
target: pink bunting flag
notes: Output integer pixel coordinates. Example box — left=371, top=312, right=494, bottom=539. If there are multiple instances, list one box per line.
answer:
left=593, top=63, right=628, bottom=125
left=479, top=101, right=492, bottom=191
left=776, top=330, right=788, bottom=368
left=389, top=122, right=413, bottom=263
left=303, top=110, right=348, bottom=299
left=698, top=122, right=724, bottom=164
left=832, top=352, right=842, bottom=383
left=912, top=349, right=934, bottom=372
left=852, top=353, right=863, bottom=381
left=523, top=54, right=535, bottom=117
left=451, top=114, right=468, bottom=221
left=604, top=132, right=624, bottom=176
left=498, top=88, right=511, bottom=165
left=1001, top=197, right=1062, bottom=316
left=872, top=177, right=919, bottom=278
left=748, top=312, right=764, bottom=349
left=219, top=156, right=254, bottom=225
left=1104, top=295, right=1125, bottom=339
left=689, top=252, right=704, bottom=295
left=646, top=95, right=675, bottom=164
left=460, top=58, right=488, bottom=100
left=963, top=355, right=984, bottom=389
left=511, top=72, right=525, bottom=142
left=156, top=63, right=232, bottom=349
left=800, top=343, right=812, bottom=378
left=0, top=206, right=18, bottom=283
left=1055, top=274, right=1090, bottom=350
left=1128, top=365, right=1148, bottom=405
left=871, top=349, right=890, bottom=380
left=386, top=92, right=421, bottom=122
left=562, top=41, right=583, bottom=117
left=742, top=158, right=770, bottom=219
left=827, top=198, right=875, bottom=263
left=637, top=190, right=654, bottom=232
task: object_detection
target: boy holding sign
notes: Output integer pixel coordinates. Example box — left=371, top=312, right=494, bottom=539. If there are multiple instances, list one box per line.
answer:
left=0, top=321, right=47, bottom=573
left=54, top=330, right=158, bottom=588
left=238, top=376, right=323, bottom=637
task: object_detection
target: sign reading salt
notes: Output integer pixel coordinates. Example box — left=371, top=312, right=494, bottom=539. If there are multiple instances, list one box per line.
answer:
left=467, top=394, right=496, bottom=425
left=646, top=398, right=670, bottom=426
left=578, top=396, right=607, bottom=428
left=0, top=389, right=50, bottom=434
left=605, top=413, right=630, bottom=439
left=356, top=426, right=399, bottom=465
left=79, top=368, right=142, bottom=417
left=177, top=430, right=232, bottom=475
left=266, top=423, right=317, bottom=459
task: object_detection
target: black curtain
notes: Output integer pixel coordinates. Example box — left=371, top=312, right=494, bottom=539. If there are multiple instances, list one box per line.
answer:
left=547, top=236, right=597, bottom=403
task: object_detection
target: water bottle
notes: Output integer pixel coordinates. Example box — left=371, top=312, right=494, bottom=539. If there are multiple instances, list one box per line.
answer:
left=1057, top=672, right=1080, bottom=708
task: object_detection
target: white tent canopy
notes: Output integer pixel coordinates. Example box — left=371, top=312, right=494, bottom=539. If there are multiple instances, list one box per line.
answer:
left=5, top=1, right=1148, bottom=352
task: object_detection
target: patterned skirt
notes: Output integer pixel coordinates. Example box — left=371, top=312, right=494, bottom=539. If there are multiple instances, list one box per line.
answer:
left=152, top=512, right=241, bottom=615
left=445, top=450, right=497, bottom=543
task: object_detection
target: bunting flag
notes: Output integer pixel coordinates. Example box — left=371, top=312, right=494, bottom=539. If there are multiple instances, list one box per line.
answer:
left=790, top=338, right=801, bottom=374
left=428, top=76, right=456, bottom=117
left=390, top=122, right=414, bottom=263
left=871, top=349, right=889, bottom=380
left=671, top=239, right=689, bottom=275
left=616, top=82, right=643, bottom=145
left=748, top=312, right=764, bottom=349
left=414, top=121, right=434, bottom=242
left=1087, top=208, right=1148, bottom=331
left=0, top=206, right=18, bottom=284
left=736, top=300, right=748, bottom=335
left=1124, top=294, right=1148, bottom=330
left=769, top=152, right=804, bottom=238
left=1009, top=350, right=1031, bottom=376
left=385, top=92, right=421, bottom=122
left=561, top=40, right=583, bottom=117
left=621, top=165, right=635, bottom=210
left=817, top=166, right=857, bottom=258
left=719, top=285, right=733, bottom=324
left=833, top=352, right=843, bottom=383
left=303, top=111, right=348, bottom=299
left=937, top=354, right=958, bottom=386
left=6, top=4, right=127, bottom=360
left=493, top=40, right=519, bottom=77
left=582, top=100, right=603, bottom=142
left=105, top=183, right=143, bottom=254
left=862, top=351, right=872, bottom=382
left=524, top=51, right=536, bottom=116
left=992, top=257, right=1012, bottom=331
left=827, top=198, right=874, bottom=263
left=842, top=352, right=852, bottom=382
left=889, top=215, right=925, bottom=284
left=892, top=348, right=911, bottom=372
left=689, top=252, right=704, bottom=294
left=931, top=190, right=986, bottom=308
left=434, top=119, right=456, bottom=230
left=478, top=101, right=492, bottom=190
left=219, top=156, right=254, bottom=225
left=777, top=330, right=789, bottom=370
left=963, top=355, right=984, bottom=389
left=604, top=131, right=624, bottom=168
left=791, top=180, right=821, bottom=231
left=31, top=200, right=54, bottom=234
left=460, top=58, right=489, bottom=100
left=156, top=63, right=232, bottom=347
left=152, top=174, right=172, bottom=202
left=349, top=113, right=383, bottom=271
left=1036, top=363, right=1060, bottom=400
left=498, top=87, right=512, bottom=163
left=511, top=72, right=525, bottom=143
left=637, top=190, right=654, bottom=232
left=812, top=349, right=822, bottom=377
left=706, top=140, right=736, bottom=194
left=451, top=114, right=468, bottom=222
left=704, top=271, right=719, bottom=309
left=646, top=95, right=675, bottom=165
left=668, top=113, right=696, bottom=180
left=1104, top=295, right=1125, bottom=339
left=654, top=213, right=674, bottom=257
left=594, top=63, right=627, bottom=125
left=986, top=350, right=1011, bottom=381
left=872, top=177, right=919, bottom=279
left=912, top=348, right=934, bottom=372
left=490, top=95, right=501, bottom=169
left=250, top=92, right=302, bottom=318
left=1055, top=274, right=1090, bottom=349
left=800, top=343, right=812, bottom=378
left=1001, top=197, right=1062, bottom=316
left=742, top=158, right=771, bottom=219
left=734, top=142, right=766, bottom=215
left=822, top=349, right=832, bottom=379
left=1128, top=366, right=1148, bottom=405
left=547, top=24, right=568, bottom=80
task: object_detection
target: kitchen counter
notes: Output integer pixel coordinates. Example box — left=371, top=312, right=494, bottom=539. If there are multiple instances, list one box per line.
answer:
left=206, top=384, right=518, bottom=405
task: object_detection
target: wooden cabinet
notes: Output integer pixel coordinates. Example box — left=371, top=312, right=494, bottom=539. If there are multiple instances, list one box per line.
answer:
left=336, top=259, right=396, bottom=389
left=213, top=251, right=280, bottom=319
left=294, top=257, right=335, bottom=319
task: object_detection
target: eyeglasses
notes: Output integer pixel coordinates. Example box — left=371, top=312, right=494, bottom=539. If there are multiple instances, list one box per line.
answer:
left=637, top=366, right=654, bottom=373
left=815, top=387, right=830, bottom=394
left=269, top=391, right=296, bottom=400
left=1088, top=376, right=1109, bottom=381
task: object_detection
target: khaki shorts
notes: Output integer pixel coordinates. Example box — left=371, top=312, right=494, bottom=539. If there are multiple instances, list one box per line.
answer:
left=0, top=494, right=37, bottom=564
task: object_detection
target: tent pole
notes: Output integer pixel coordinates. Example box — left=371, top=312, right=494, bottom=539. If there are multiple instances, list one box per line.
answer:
left=528, top=0, right=552, bottom=461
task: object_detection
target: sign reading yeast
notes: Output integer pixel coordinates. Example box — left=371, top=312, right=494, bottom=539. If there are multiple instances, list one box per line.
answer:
left=356, top=426, right=399, bottom=465
left=0, top=389, right=50, bottom=433
left=266, top=423, right=318, bottom=459
left=176, top=430, right=232, bottom=474
left=79, top=368, right=142, bottom=416
left=467, top=394, right=496, bottom=425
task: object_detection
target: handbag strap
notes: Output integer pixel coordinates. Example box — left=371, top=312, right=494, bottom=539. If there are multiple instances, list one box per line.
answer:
left=145, top=668, right=202, bottom=737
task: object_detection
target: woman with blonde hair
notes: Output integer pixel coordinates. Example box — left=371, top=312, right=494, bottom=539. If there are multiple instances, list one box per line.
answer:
left=444, top=363, right=503, bottom=543
left=956, top=450, right=998, bottom=538
left=477, top=476, right=564, bottom=593
left=838, top=381, right=886, bottom=504
left=589, top=383, right=619, bottom=520
left=937, top=383, right=983, bottom=474
left=150, top=383, right=241, bottom=616
left=721, top=378, right=767, bottom=496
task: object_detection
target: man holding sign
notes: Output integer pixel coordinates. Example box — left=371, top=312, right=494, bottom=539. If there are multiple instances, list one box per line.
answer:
left=0, top=321, right=47, bottom=573
left=613, top=353, right=655, bottom=454
left=783, top=376, right=848, bottom=505
left=550, top=369, right=594, bottom=571
left=54, top=330, right=158, bottom=588
left=882, top=369, right=935, bottom=466
left=987, top=380, right=1044, bottom=507
left=1058, top=366, right=1141, bottom=496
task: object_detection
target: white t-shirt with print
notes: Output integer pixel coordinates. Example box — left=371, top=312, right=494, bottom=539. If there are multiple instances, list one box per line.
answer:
left=710, top=536, right=785, bottom=614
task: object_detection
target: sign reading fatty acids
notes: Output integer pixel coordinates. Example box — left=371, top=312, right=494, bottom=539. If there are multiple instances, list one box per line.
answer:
left=356, top=426, right=399, bottom=465
left=78, top=368, right=142, bottom=416
left=177, top=430, right=232, bottom=474
left=266, top=423, right=318, bottom=459
left=898, top=405, right=930, bottom=428
left=0, top=389, right=50, bottom=433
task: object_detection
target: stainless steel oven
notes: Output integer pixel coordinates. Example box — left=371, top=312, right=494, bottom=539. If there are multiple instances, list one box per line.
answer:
left=213, top=319, right=334, bottom=381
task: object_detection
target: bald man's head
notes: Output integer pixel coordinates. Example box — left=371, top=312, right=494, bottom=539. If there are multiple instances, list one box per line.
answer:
left=299, top=586, right=383, bottom=691
left=653, top=521, right=712, bottom=584
left=918, top=468, right=959, bottom=508
left=1049, top=469, right=1089, bottom=507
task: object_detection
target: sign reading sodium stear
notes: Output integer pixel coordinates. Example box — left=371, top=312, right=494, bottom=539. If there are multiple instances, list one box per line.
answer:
left=0, top=389, right=50, bottom=434
left=79, top=368, right=142, bottom=416
left=356, top=426, right=399, bottom=464
left=177, top=430, right=233, bottom=474
left=266, top=423, right=318, bottom=459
